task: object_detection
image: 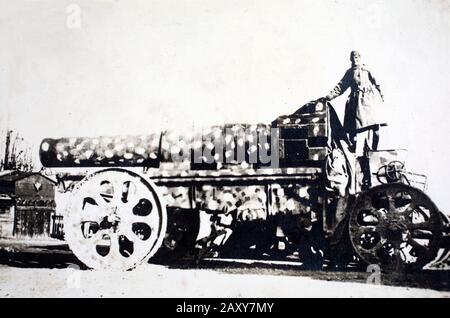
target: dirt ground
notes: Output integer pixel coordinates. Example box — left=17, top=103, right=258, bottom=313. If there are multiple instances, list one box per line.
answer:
left=0, top=262, right=449, bottom=298
left=0, top=240, right=449, bottom=298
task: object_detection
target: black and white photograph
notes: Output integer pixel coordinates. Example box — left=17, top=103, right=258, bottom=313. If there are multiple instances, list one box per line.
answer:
left=0, top=0, right=449, bottom=300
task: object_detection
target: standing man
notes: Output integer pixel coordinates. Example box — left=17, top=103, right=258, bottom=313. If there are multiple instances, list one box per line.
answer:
left=322, top=50, right=384, bottom=155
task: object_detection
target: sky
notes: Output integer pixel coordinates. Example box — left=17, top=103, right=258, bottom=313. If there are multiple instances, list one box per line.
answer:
left=0, top=0, right=449, bottom=212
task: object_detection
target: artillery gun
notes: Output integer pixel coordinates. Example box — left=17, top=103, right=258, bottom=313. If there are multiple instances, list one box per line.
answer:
left=40, top=101, right=450, bottom=271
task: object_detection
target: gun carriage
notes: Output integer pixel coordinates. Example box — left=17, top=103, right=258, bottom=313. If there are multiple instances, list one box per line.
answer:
left=39, top=101, right=450, bottom=271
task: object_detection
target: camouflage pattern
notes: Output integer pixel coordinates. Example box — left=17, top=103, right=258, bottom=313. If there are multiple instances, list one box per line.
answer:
left=40, top=102, right=329, bottom=169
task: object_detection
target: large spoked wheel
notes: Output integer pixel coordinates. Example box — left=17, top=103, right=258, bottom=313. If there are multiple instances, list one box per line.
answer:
left=349, top=183, right=442, bottom=271
left=64, top=168, right=167, bottom=270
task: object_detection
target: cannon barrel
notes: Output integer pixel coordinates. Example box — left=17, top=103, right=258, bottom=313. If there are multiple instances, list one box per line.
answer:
left=39, top=134, right=163, bottom=167
left=40, top=102, right=330, bottom=168
left=39, top=124, right=277, bottom=168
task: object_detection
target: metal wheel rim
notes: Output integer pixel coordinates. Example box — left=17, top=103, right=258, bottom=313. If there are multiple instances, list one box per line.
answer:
left=64, top=168, right=167, bottom=270
left=349, top=183, right=442, bottom=271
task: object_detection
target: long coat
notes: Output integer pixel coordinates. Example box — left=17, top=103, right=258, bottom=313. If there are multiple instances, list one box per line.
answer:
left=326, top=64, right=383, bottom=132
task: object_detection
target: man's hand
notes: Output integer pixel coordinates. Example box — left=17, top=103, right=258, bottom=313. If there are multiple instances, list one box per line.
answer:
left=316, top=97, right=328, bottom=103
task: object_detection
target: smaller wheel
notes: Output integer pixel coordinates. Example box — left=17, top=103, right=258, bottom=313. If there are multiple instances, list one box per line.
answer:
left=349, top=183, right=443, bottom=271
left=376, top=161, right=405, bottom=184
left=64, top=168, right=167, bottom=270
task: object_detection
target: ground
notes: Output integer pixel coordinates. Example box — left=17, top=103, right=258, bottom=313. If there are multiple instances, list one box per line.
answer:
left=0, top=262, right=449, bottom=298
left=0, top=239, right=449, bottom=297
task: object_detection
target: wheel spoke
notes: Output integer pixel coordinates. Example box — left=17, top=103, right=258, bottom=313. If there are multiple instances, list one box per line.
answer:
left=388, top=197, right=396, bottom=214
left=414, top=205, right=432, bottom=220
left=370, top=209, right=386, bottom=221
left=80, top=200, right=105, bottom=222
left=356, top=203, right=386, bottom=223
left=360, top=200, right=378, bottom=212
left=410, top=229, right=434, bottom=240
left=408, top=221, right=432, bottom=231
left=363, top=239, right=385, bottom=255
left=109, top=176, right=128, bottom=205
left=392, top=248, right=405, bottom=268
left=108, top=232, right=121, bottom=260
left=92, top=191, right=112, bottom=207
left=121, top=226, right=139, bottom=243
left=86, top=229, right=103, bottom=242
left=92, top=233, right=110, bottom=256
left=355, top=226, right=379, bottom=236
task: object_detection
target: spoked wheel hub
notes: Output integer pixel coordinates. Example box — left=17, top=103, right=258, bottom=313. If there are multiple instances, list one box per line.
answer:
left=349, top=183, right=442, bottom=271
left=64, top=168, right=167, bottom=270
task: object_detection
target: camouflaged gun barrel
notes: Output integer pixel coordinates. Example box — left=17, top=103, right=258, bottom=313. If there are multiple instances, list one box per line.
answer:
left=40, top=133, right=162, bottom=167
left=39, top=124, right=277, bottom=168
left=40, top=102, right=330, bottom=168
